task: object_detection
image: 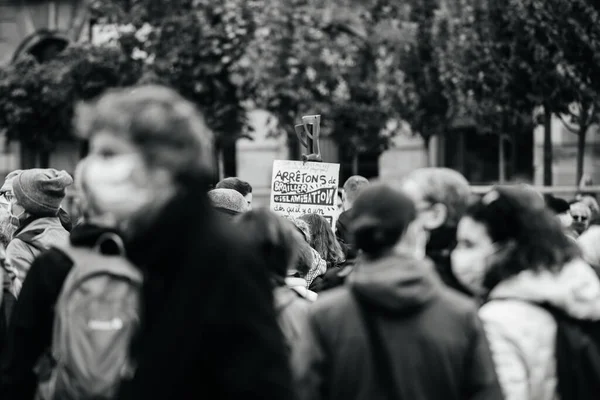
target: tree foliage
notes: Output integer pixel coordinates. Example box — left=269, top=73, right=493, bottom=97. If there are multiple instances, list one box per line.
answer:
left=0, top=44, right=140, bottom=150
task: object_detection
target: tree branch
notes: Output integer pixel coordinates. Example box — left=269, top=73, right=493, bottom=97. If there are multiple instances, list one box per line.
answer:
left=557, top=112, right=579, bottom=134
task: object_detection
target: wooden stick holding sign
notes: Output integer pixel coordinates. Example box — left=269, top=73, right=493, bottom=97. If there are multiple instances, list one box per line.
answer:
left=295, top=115, right=322, bottom=163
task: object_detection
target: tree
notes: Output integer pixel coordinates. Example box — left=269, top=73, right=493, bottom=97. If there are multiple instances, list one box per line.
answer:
left=91, top=0, right=262, bottom=152
left=433, top=0, right=598, bottom=185
left=0, top=44, right=141, bottom=167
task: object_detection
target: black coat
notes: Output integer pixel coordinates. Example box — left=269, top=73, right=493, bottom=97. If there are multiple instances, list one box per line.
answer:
left=117, top=172, right=294, bottom=400
left=0, top=223, right=120, bottom=400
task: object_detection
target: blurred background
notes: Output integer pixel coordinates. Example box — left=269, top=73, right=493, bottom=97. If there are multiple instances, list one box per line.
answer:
left=1, top=0, right=600, bottom=207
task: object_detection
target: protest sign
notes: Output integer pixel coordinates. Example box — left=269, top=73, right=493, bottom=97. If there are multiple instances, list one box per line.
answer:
left=270, top=160, right=340, bottom=226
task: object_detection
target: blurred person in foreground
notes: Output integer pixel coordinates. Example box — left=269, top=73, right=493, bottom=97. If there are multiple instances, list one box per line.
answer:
left=0, top=158, right=123, bottom=400
left=208, top=188, right=249, bottom=220
left=401, top=168, right=472, bottom=295
left=292, top=183, right=502, bottom=400
left=216, top=177, right=253, bottom=209
left=234, top=209, right=310, bottom=351
left=336, top=176, right=370, bottom=262
left=453, top=187, right=598, bottom=399
left=578, top=225, right=600, bottom=272
left=74, top=85, right=294, bottom=400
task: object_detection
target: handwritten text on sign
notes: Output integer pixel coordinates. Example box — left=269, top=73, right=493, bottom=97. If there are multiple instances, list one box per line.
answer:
left=270, top=160, right=340, bottom=225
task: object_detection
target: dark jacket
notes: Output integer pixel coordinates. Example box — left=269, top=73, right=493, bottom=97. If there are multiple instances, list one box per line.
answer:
left=117, top=172, right=294, bottom=400
left=292, top=253, right=503, bottom=400
left=0, top=223, right=120, bottom=400
left=426, top=226, right=472, bottom=296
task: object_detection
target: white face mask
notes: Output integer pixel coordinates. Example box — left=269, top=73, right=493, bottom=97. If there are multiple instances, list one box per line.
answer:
left=84, top=154, right=153, bottom=221
left=7, top=201, right=26, bottom=227
left=450, top=245, right=496, bottom=295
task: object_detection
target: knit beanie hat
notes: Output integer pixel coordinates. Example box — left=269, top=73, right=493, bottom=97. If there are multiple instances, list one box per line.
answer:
left=208, top=189, right=248, bottom=218
left=13, top=169, right=74, bottom=217
left=0, top=170, right=23, bottom=194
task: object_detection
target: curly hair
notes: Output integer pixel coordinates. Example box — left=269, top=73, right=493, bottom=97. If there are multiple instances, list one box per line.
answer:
left=299, top=213, right=345, bottom=266
left=465, top=186, right=581, bottom=291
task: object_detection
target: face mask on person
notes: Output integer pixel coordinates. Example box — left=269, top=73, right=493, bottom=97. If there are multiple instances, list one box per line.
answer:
left=450, top=244, right=497, bottom=296
left=84, top=154, right=153, bottom=221
left=7, top=201, right=26, bottom=228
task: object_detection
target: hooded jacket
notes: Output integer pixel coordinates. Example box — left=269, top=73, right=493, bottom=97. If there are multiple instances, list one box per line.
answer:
left=481, top=259, right=600, bottom=400
left=274, top=286, right=311, bottom=351
left=0, top=223, right=120, bottom=400
left=292, top=252, right=503, bottom=400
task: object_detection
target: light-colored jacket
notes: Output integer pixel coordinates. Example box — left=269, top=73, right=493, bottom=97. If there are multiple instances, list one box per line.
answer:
left=6, top=217, right=69, bottom=285
left=480, top=259, right=600, bottom=400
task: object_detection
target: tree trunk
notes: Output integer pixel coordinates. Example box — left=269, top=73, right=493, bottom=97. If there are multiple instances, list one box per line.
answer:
left=217, top=146, right=225, bottom=181
left=543, top=106, right=553, bottom=186
left=352, top=151, right=359, bottom=176
left=423, top=136, right=432, bottom=167
left=576, top=124, right=588, bottom=185
left=498, top=134, right=506, bottom=183
left=20, top=144, right=37, bottom=169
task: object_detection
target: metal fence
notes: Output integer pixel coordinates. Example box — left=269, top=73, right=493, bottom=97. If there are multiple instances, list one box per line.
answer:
left=470, top=186, right=600, bottom=195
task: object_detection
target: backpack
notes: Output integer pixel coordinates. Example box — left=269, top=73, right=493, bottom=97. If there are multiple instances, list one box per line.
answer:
left=36, top=233, right=142, bottom=400
left=539, top=303, right=600, bottom=400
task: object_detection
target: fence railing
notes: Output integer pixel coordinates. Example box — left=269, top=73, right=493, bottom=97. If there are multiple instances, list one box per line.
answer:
left=470, top=186, right=600, bottom=195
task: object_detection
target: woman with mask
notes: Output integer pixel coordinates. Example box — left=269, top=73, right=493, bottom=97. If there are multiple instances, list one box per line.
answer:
left=72, top=85, right=293, bottom=400
left=452, top=187, right=600, bottom=400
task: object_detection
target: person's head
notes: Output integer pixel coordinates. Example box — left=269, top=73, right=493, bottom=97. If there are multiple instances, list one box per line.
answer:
left=9, top=168, right=73, bottom=228
left=290, top=217, right=311, bottom=244
left=342, top=176, right=370, bottom=210
left=216, top=177, right=253, bottom=208
left=74, top=85, right=213, bottom=232
left=452, top=187, right=580, bottom=297
left=299, top=213, right=345, bottom=265
left=208, top=189, right=249, bottom=219
left=349, top=183, right=417, bottom=260
left=401, top=168, right=471, bottom=256
left=234, top=209, right=300, bottom=283
left=578, top=195, right=600, bottom=221
left=570, top=201, right=592, bottom=235
left=0, top=170, right=22, bottom=210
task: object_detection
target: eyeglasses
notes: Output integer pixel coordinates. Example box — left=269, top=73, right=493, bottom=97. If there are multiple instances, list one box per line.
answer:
left=572, top=215, right=589, bottom=222
left=1, top=192, right=13, bottom=202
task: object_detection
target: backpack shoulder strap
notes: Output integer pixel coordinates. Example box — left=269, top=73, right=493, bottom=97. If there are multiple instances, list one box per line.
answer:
left=14, top=229, right=46, bottom=252
left=352, top=290, right=402, bottom=400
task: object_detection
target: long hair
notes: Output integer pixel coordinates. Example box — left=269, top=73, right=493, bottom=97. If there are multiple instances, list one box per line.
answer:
left=465, top=187, right=581, bottom=291
left=299, top=214, right=344, bottom=266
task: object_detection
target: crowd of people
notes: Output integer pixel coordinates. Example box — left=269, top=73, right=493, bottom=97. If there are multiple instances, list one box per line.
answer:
left=0, top=84, right=598, bottom=400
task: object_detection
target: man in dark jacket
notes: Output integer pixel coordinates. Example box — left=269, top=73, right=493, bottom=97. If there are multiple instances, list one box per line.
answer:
left=293, top=183, right=502, bottom=400
left=401, top=168, right=473, bottom=296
